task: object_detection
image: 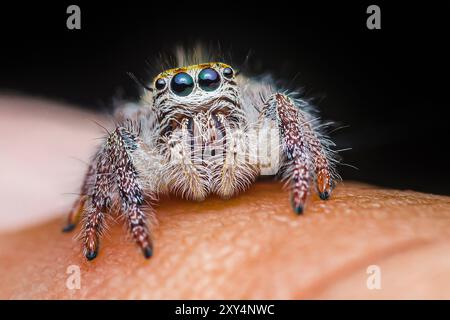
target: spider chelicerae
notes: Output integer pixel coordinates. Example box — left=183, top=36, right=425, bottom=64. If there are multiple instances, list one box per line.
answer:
left=63, top=48, right=339, bottom=261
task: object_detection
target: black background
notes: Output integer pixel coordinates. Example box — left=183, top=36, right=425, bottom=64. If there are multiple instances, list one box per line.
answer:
left=0, top=1, right=449, bottom=194
left=1, top=300, right=445, bottom=319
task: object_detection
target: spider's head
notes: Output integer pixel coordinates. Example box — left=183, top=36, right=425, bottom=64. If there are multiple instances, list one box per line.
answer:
left=150, top=62, right=238, bottom=116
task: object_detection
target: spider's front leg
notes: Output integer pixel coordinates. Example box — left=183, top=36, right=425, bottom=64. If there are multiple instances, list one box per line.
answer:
left=62, top=163, right=95, bottom=232
left=64, top=126, right=154, bottom=260
left=262, top=93, right=335, bottom=214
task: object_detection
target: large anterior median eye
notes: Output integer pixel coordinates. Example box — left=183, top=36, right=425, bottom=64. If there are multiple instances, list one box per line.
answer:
left=170, top=72, right=194, bottom=96
left=198, top=68, right=220, bottom=92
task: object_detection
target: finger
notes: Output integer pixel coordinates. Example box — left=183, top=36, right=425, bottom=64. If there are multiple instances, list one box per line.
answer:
left=0, top=182, right=449, bottom=299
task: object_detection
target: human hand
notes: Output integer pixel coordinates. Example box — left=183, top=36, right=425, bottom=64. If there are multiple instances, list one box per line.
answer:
left=1, top=96, right=449, bottom=299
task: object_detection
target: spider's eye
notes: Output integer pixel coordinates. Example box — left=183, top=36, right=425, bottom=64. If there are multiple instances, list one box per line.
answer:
left=198, top=68, right=220, bottom=92
left=155, top=78, right=166, bottom=91
left=170, top=72, right=194, bottom=96
left=222, top=67, right=234, bottom=79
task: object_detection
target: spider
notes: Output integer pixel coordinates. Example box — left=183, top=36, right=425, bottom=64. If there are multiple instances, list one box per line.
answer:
left=63, top=48, right=339, bottom=261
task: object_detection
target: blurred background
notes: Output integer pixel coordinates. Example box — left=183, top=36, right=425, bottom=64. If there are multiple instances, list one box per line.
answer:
left=0, top=0, right=449, bottom=201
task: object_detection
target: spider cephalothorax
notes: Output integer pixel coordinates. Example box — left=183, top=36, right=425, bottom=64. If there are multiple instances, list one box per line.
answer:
left=63, top=49, right=339, bottom=261
left=153, top=63, right=242, bottom=133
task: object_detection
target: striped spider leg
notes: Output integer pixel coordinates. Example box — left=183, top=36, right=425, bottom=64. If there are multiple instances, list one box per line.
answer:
left=260, top=93, right=336, bottom=214
left=64, top=124, right=159, bottom=260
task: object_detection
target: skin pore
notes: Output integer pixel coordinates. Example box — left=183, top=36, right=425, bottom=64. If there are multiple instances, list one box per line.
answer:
left=1, top=96, right=450, bottom=299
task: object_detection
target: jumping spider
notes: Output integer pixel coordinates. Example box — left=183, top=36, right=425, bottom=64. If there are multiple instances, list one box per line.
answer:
left=63, top=49, right=338, bottom=261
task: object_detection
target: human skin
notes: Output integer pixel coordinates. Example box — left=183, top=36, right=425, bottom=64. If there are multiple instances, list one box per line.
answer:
left=1, top=96, right=450, bottom=299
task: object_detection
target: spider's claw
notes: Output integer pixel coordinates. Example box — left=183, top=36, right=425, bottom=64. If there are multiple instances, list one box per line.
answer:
left=317, top=170, right=333, bottom=201
left=64, top=196, right=87, bottom=233
left=319, top=190, right=330, bottom=200
left=62, top=223, right=76, bottom=233
left=290, top=186, right=306, bottom=215
left=143, top=246, right=153, bottom=259
left=294, top=205, right=304, bottom=215
left=85, top=250, right=98, bottom=261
